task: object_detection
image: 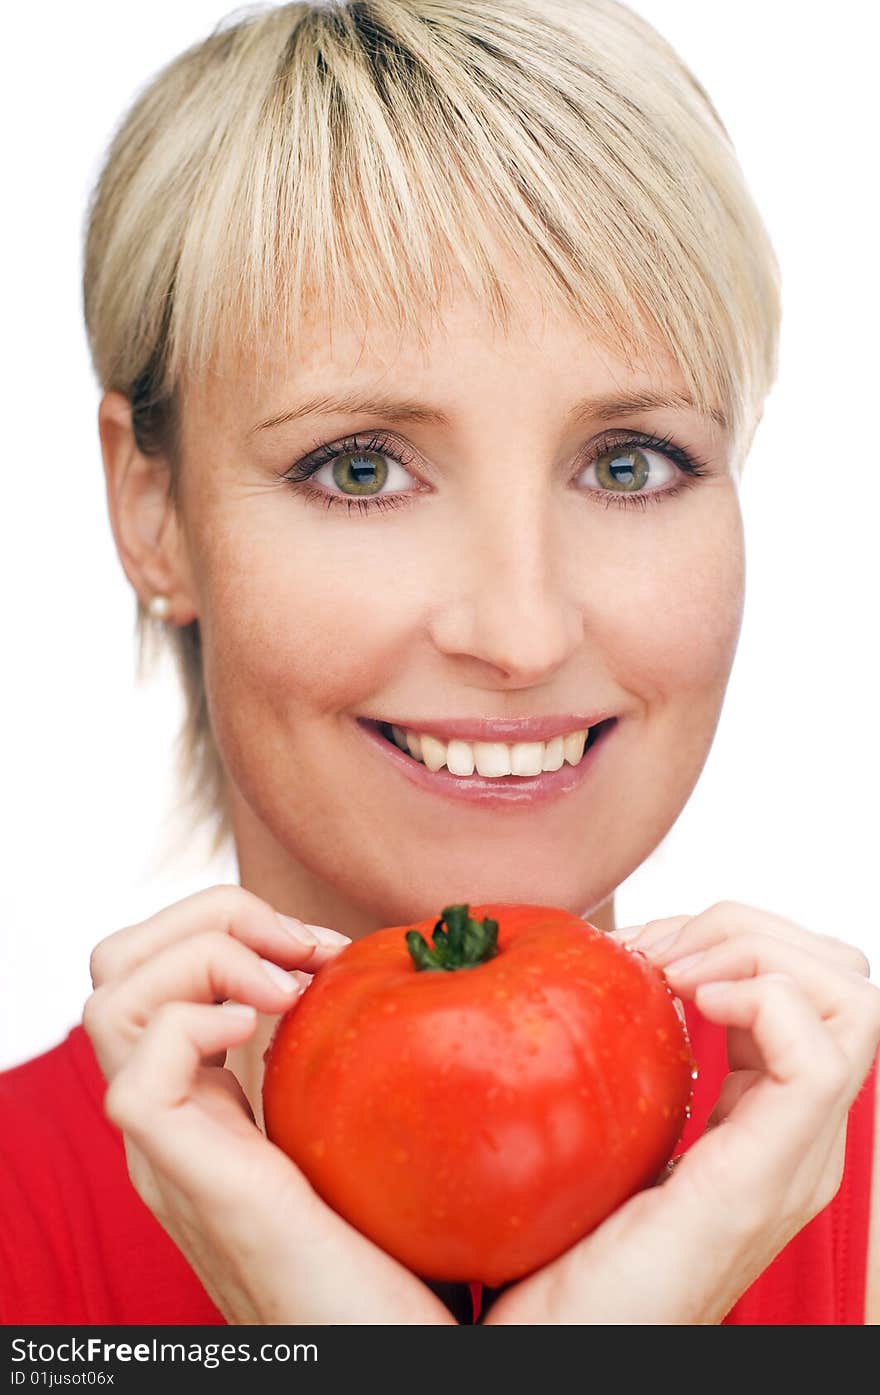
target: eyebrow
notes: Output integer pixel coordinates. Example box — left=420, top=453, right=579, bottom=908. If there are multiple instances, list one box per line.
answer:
left=250, top=387, right=728, bottom=434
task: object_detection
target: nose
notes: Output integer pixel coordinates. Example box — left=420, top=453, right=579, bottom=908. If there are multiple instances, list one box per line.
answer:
left=425, top=482, right=584, bottom=686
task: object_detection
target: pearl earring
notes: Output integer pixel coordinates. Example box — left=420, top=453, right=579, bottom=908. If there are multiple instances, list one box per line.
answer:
left=147, top=594, right=172, bottom=620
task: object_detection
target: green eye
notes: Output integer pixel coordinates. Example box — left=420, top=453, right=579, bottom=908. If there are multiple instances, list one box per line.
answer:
left=331, top=451, right=390, bottom=495
left=594, top=446, right=651, bottom=492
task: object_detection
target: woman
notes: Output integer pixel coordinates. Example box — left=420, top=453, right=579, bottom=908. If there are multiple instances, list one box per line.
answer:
left=1, top=0, right=877, bottom=1324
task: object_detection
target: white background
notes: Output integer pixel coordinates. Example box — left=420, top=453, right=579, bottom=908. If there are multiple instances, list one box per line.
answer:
left=2, top=2, right=877, bottom=1070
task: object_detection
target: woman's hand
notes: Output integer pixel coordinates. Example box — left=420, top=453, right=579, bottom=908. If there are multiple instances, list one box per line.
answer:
left=81, top=884, right=458, bottom=1325
left=481, top=899, right=880, bottom=1325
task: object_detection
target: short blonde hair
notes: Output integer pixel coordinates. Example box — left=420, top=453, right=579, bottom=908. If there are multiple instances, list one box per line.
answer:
left=82, top=0, right=782, bottom=858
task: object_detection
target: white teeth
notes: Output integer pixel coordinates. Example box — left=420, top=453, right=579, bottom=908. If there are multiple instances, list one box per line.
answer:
left=446, top=739, right=476, bottom=776
left=385, top=723, right=593, bottom=778
left=541, top=735, right=564, bottom=772
left=510, top=741, right=544, bottom=776
left=474, top=742, right=512, bottom=777
left=563, top=729, right=587, bottom=765
left=419, top=733, right=448, bottom=772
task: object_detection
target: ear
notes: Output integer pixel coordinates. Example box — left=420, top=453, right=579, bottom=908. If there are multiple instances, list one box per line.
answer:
left=98, top=390, right=199, bottom=625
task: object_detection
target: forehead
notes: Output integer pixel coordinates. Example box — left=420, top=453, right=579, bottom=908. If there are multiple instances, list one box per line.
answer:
left=185, top=276, right=694, bottom=440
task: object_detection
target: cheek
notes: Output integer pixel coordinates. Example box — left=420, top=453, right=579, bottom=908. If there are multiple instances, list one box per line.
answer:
left=595, top=494, right=744, bottom=831
left=563, top=495, right=746, bottom=892
left=598, top=497, right=746, bottom=708
left=192, top=508, right=411, bottom=722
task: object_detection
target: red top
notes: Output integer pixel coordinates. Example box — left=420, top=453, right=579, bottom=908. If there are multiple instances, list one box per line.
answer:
left=0, top=1007, right=875, bottom=1326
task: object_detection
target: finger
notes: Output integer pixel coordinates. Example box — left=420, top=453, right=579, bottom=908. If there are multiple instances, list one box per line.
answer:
left=202, top=970, right=311, bottom=1069
left=725, top=1025, right=763, bottom=1072
left=627, top=901, right=870, bottom=977
left=104, top=1000, right=258, bottom=1137
left=706, top=1069, right=761, bottom=1127
left=105, top=1003, right=283, bottom=1204
left=609, top=915, right=691, bottom=953
left=104, top=1001, right=317, bottom=1210
left=693, top=974, right=862, bottom=1133
left=84, top=933, right=307, bottom=1078
left=662, top=931, right=880, bottom=1059
left=89, top=884, right=350, bottom=987
left=191, top=1063, right=258, bottom=1121
left=663, top=929, right=823, bottom=992
left=672, top=976, right=862, bottom=1223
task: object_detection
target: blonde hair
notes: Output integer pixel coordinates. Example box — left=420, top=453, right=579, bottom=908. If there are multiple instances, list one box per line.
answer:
left=82, top=0, right=782, bottom=860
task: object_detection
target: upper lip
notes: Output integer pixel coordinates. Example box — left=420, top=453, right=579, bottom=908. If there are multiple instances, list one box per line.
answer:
left=360, top=713, right=616, bottom=744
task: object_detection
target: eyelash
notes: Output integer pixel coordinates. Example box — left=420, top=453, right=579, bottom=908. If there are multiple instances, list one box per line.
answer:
left=278, top=428, right=712, bottom=516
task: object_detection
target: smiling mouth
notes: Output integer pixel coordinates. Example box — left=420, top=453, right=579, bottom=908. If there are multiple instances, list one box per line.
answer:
left=371, top=717, right=615, bottom=779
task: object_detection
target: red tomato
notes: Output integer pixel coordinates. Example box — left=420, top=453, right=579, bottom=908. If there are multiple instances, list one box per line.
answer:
left=262, top=903, right=693, bottom=1287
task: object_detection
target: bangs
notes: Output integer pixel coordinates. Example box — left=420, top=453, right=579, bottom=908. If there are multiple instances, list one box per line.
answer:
left=88, top=1, right=780, bottom=465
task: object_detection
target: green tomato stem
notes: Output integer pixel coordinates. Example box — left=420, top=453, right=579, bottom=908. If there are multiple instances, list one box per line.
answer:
left=406, top=904, right=500, bottom=972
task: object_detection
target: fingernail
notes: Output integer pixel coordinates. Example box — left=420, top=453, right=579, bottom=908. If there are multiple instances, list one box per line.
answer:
left=663, top=951, right=705, bottom=977
left=277, top=914, right=351, bottom=948
left=638, top=929, right=683, bottom=957
left=306, top=923, right=353, bottom=947
left=260, top=958, right=300, bottom=994
left=610, top=925, right=644, bottom=941
left=277, top=914, right=318, bottom=945
left=695, top=980, right=734, bottom=1002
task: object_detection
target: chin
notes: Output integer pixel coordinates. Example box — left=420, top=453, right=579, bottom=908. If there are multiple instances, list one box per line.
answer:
left=341, top=862, right=615, bottom=932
